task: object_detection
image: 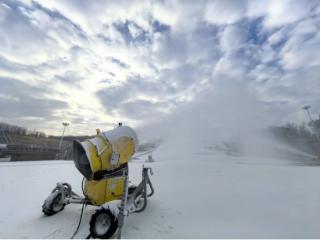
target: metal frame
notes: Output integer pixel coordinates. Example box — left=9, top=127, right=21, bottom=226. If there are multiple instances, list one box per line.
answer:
left=43, top=166, right=154, bottom=228
left=51, top=166, right=155, bottom=208
left=127, top=167, right=154, bottom=213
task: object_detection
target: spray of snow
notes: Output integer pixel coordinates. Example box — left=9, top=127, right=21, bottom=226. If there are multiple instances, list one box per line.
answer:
left=138, top=79, right=315, bottom=161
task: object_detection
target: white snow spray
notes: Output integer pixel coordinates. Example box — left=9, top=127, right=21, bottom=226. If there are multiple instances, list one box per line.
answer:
left=137, top=78, right=316, bottom=162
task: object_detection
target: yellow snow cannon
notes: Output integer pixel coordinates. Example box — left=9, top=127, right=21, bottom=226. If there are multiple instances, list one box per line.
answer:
left=42, top=124, right=154, bottom=239
left=73, top=125, right=138, bottom=205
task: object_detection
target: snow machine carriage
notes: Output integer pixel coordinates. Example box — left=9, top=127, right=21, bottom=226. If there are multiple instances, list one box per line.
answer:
left=42, top=125, right=154, bottom=239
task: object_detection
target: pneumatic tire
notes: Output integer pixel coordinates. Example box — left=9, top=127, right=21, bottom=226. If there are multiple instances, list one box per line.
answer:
left=133, top=186, right=147, bottom=213
left=89, top=208, right=118, bottom=239
left=42, top=192, right=65, bottom=216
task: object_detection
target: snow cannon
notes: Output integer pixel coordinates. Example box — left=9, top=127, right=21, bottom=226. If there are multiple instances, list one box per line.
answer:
left=42, top=124, right=154, bottom=239
left=73, top=125, right=139, bottom=204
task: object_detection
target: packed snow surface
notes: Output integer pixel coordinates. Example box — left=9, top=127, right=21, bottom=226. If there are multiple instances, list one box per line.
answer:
left=1, top=149, right=320, bottom=238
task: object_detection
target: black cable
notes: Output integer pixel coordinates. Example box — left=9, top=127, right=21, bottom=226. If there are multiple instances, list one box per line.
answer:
left=81, top=177, right=85, bottom=196
left=71, top=177, right=87, bottom=239
left=71, top=200, right=86, bottom=239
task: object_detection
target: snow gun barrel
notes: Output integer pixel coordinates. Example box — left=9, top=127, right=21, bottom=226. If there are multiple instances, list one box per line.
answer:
left=73, top=125, right=139, bottom=180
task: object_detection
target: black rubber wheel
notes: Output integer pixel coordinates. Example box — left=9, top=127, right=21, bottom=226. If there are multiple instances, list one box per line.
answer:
left=42, top=192, right=65, bottom=216
left=134, top=186, right=147, bottom=213
left=89, top=208, right=118, bottom=239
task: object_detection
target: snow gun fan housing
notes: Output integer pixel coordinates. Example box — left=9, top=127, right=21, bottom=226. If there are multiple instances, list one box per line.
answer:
left=73, top=125, right=138, bottom=180
left=73, top=125, right=138, bottom=204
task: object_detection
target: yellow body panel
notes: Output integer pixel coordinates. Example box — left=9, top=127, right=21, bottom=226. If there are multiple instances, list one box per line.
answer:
left=81, top=135, right=135, bottom=174
left=113, top=137, right=135, bottom=165
left=84, top=176, right=125, bottom=205
left=81, top=140, right=102, bottom=173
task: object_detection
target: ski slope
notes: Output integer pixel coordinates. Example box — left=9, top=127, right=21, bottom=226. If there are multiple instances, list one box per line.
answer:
left=1, top=149, right=320, bottom=238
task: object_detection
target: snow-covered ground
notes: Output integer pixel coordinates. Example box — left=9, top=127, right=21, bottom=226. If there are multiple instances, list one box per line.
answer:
left=1, top=149, right=320, bottom=238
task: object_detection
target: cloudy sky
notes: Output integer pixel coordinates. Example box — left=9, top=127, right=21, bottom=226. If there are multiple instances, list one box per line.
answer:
left=0, top=0, right=320, bottom=135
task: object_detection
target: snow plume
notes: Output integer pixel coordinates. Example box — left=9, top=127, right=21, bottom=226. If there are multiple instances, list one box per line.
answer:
left=138, top=78, right=316, bottom=161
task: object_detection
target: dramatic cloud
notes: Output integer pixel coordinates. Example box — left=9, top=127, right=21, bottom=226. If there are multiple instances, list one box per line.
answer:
left=0, top=77, right=68, bottom=120
left=0, top=0, right=319, bottom=135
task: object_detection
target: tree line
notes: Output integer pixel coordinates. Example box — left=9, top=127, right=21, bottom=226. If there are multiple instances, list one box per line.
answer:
left=1, top=116, right=319, bottom=157
left=269, top=115, right=320, bottom=157
left=0, top=122, right=46, bottom=138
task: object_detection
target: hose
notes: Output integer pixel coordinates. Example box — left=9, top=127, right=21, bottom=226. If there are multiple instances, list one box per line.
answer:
left=70, top=200, right=86, bottom=239
left=71, top=177, right=87, bottom=239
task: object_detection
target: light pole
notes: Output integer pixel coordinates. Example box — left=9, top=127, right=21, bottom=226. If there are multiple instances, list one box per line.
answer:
left=58, top=122, right=69, bottom=152
left=302, top=105, right=313, bottom=122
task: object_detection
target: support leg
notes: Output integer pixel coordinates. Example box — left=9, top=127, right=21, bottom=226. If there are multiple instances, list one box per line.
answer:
left=117, top=166, right=129, bottom=239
